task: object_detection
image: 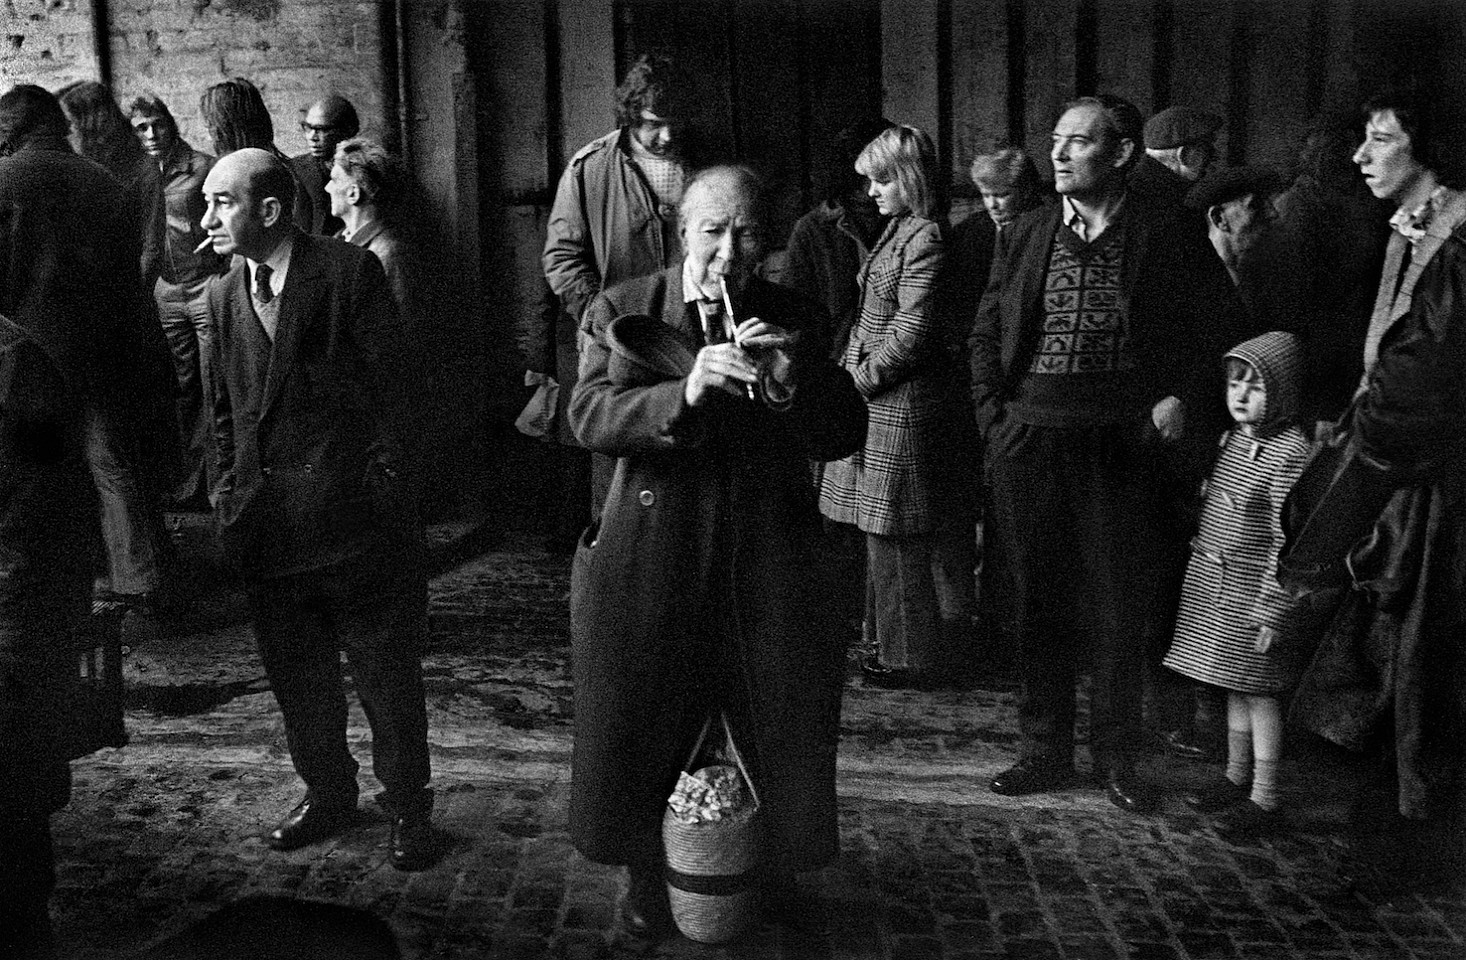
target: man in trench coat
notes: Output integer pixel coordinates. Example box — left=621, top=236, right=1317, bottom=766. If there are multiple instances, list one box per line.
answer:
left=567, top=165, right=867, bottom=939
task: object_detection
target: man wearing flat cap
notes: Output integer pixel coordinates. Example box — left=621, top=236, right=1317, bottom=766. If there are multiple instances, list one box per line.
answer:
left=1131, top=105, right=1223, bottom=210
left=1188, top=165, right=1287, bottom=287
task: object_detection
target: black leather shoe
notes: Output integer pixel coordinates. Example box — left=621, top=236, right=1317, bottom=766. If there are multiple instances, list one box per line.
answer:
left=860, top=655, right=943, bottom=691
left=1160, top=728, right=1222, bottom=763
left=266, top=795, right=357, bottom=851
left=1182, top=778, right=1250, bottom=813
left=390, top=811, right=436, bottom=871
left=621, top=867, right=674, bottom=941
left=1104, top=765, right=1157, bottom=813
left=760, top=871, right=833, bottom=936
left=990, top=757, right=1078, bottom=796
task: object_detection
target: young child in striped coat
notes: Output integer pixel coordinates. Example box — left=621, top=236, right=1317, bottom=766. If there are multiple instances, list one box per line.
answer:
left=1163, top=331, right=1315, bottom=840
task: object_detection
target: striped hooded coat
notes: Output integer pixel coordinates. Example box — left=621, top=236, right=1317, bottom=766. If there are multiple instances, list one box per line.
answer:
left=1163, top=331, right=1316, bottom=695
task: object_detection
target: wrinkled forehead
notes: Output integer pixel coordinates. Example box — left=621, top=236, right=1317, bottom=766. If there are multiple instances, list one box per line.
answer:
left=1055, top=104, right=1108, bottom=139
left=683, top=186, right=758, bottom=229
left=130, top=111, right=171, bottom=128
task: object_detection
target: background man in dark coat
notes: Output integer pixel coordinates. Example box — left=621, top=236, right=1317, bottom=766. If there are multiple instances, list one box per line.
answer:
left=567, top=165, right=866, bottom=939
left=292, top=94, right=359, bottom=237
left=972, top=95, right=1244, bottom=813
left=0, top=83, right=140, bottom=959
left=203, top=148, right=434, bottom=871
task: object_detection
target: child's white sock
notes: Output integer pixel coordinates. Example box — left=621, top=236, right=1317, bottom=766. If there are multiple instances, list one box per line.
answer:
left=1250, top=758, right=1282, bottom=811
left=1226, top=729, right=1252, bottom=787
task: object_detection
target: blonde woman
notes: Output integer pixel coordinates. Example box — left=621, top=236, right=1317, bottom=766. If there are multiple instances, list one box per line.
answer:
left=819, top=125, right=969, bottom=689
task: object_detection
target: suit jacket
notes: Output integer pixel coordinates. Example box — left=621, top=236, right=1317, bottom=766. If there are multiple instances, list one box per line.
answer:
left=290, top=153, right=343, bottom=236
left=970, top=196, right=1247, bottom=439
left=208, top=230, right=415, bottom=579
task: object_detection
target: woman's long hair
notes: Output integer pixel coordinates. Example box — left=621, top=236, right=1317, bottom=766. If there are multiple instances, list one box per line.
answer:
left=200, top=77, right=275, bottom=155
left=56, top=80, right=144, bottom=179
left=855, top=124, right=941, bottom=219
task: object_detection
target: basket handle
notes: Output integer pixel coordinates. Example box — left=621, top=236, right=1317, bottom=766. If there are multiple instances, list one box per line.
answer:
left=680, top=711, right=761, bottom=809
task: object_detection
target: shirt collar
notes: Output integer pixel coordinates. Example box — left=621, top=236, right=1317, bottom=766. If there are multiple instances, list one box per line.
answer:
left=248, top=235, right=295, bottom=300
left=682, top=258, right=718, bottom=304
left=1061, top=193, right=1126, bottom=241
left=1390, top=184, right=1451, bottom=245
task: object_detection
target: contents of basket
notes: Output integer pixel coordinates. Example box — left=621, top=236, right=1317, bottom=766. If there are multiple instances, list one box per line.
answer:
left=666, top=764, right=751, bottom=823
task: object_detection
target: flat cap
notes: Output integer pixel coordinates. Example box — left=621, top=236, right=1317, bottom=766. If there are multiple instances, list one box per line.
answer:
left=1185, top=164, right=1287, bottom=210
left=1144, top=106, right=1223, bottom=149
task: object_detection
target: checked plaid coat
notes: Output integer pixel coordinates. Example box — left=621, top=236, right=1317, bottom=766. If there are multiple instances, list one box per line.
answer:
left=819, top=212, right=963, bottom=536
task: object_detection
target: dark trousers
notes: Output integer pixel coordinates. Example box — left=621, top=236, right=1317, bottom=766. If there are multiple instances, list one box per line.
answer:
left=246, top=549, right=432, bottom=815
left=986, top=417, right=1175, bottom=764
left=0, top=761, right=69, bottom=960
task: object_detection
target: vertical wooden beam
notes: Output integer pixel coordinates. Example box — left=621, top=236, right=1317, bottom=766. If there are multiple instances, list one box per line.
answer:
left=1244, top=0, right=1312, bottom=163
left=89, top=0, right=112, bottom=88
left=882, top=0, right=941, bottom=138
left=1095, top=0, right=1156, bottom=114
left=1022, top=0, right=1078, bottom=176
left=557, top=0, right=617, bottom=172
left=1168, top=0, right=1234, bottom=158
left=732, top=0, right=805, bottom=240
left=951, top=0, right=1011, bottom=197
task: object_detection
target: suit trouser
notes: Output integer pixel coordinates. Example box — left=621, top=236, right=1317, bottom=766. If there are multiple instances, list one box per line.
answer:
left=245, top=548, right=433, bottom=815
left=83, top=405, right=166, bottom=596
left=156, top=276, right=216, bottom=503
left=985, top=416, right=1173, bottom=765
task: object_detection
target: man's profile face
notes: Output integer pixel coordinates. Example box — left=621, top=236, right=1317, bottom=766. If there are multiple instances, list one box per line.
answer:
left=1354, top=109, right=1428, bottom=205
left=325, top=162, right=355, bottom=220
left=1051, top=105, right=1130, bottom=200
left=631, top=109, right=679, bottom=159
left=302, top=102, right=349, bottom=162
left=201, top=158, right=273, bottom=260
left=130, top=112, right=176, bottom=158
left=681, top=183, right=761, bottom=299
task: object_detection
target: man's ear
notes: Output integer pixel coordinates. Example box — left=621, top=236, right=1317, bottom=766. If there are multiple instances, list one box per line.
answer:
left=1205, top=204, right=1229, bottom=232
left=258, top=196, right=284, bottom=229
left=346, top=183, right=363, bottom=206
left=1113, top=137, right=1136, bottom=169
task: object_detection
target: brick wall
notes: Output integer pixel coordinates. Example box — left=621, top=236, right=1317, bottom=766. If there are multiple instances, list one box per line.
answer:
left=2, top=0, right=387, bottom=160
left=0, top=0, right=100, bottom=91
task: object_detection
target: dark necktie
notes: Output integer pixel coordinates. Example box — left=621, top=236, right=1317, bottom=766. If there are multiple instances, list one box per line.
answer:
left=255, top=264, right=275, bottom=304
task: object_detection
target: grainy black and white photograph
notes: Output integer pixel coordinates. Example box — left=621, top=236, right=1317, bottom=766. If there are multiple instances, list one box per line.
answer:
left=0, top=0, right=1463, bottom=957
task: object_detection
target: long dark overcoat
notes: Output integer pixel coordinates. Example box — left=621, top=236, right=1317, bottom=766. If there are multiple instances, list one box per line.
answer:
left=567, top=266, right=866, bottom=871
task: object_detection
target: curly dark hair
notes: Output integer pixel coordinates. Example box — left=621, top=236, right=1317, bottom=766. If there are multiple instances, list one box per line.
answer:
left=126, top=94, right=176, bottom=130
left=200, top=77, right=275, bottom=155
left=614, top=54, right=691, bottom=128
left=56, top=80, right=145, bottom=180
left=1362, top=82, right=1466, bottom=189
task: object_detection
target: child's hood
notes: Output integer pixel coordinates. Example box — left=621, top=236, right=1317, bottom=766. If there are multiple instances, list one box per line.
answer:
left=1224, top=330, right=1304, bottom=429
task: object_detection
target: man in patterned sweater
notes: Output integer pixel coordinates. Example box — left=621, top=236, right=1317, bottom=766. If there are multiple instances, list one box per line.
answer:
left=971, top=94, right=1245, bottom=812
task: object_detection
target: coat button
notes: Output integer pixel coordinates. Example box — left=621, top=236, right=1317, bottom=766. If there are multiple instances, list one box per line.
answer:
left=638, top=489, right=655, bottom=506
left=303, top=463, right=313, bottom=475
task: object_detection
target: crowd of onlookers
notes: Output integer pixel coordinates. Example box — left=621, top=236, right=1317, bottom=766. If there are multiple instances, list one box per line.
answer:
left=539, top=55, right=1465, bottom=938
left=1, top=49, right=1463, bottom=955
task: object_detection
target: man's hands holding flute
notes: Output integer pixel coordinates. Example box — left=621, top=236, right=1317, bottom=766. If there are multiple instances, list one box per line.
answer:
left=685, top=318, right=798, bottom=408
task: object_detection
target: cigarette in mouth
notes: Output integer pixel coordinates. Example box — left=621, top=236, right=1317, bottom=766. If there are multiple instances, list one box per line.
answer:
left=194, top=237, right=214, bottom=254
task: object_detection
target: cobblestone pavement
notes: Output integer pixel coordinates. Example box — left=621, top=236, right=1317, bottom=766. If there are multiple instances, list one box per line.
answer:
left=48, top=518, right=1466, bottom=960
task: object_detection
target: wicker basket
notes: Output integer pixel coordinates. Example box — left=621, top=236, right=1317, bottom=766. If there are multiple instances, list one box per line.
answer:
left=662, top=714, right=761, bottom=944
